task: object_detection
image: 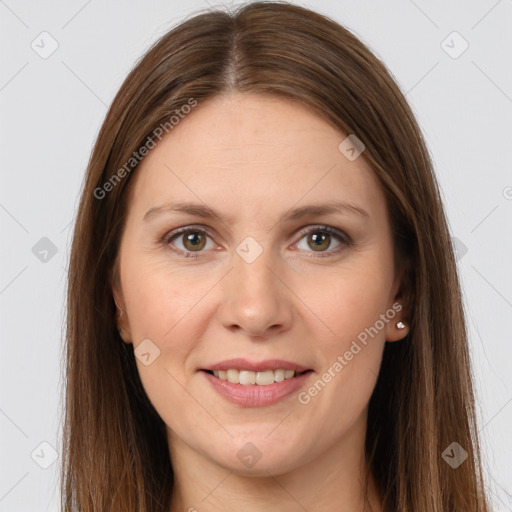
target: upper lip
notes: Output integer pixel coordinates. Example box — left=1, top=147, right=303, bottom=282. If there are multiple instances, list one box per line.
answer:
left=202, top=358, right=311, bottom=373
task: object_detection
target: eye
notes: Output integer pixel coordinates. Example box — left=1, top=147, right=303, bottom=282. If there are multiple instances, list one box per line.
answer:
left=165, top=227, right=216, bottom=257
left=163, top=224, right=351, bottom=259
left=295, top=225, right=351, bottom=256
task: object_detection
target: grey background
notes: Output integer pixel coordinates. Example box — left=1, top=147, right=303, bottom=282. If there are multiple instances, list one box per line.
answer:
left=1, top=0, right=511, bottom=510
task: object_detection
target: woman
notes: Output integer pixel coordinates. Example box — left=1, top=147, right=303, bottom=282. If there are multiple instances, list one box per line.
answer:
left=62, top=2, right=491, bottom=511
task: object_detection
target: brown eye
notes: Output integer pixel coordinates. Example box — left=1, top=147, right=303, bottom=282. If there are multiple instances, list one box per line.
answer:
left=307, top=232, right=332, bottom=251
left=180, top=231, right=207, bottom=251
left=165, top=228, right=215, bottom=256
left=295, top=225, right=350, bottom=256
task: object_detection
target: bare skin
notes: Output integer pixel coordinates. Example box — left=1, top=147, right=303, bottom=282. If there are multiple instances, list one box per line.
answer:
left=113, top=92, right=409, bottom=512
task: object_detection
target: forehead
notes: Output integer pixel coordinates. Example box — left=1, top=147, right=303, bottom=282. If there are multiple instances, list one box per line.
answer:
left=125, top=92, right=385, bottom=223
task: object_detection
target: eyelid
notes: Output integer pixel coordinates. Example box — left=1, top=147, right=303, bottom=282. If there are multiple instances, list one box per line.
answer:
left=162, top=224, right=352, bottom=258
left=163, top=224, right=215, bottom=242
left=295, top=224, right=352, bottom=245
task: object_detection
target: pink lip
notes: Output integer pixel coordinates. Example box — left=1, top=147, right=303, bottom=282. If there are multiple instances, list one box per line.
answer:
left=201, top=369, right=313, bottom=407
left=203, top=358, right=311, bottom=373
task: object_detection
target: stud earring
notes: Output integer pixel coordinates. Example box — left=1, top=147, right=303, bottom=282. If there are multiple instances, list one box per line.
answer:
left=396, top=321, right=406, bottom=329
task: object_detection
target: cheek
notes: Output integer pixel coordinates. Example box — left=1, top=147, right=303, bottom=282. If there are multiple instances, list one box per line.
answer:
left=298, top=260, right=393, bottom=344
left=120, top=258, right=220, bottom=411
left=295, top=276, right=389, bottom=440
left=293, top=257, right=393, bottom=411
left=121, top=262, right=215, bottom=431
left=122, top=256, right=212, bottom=344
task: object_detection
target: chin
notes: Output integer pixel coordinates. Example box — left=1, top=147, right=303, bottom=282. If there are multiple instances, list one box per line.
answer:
left=206, top=435, right=307, bottom=476
left=225, top=451, right=302, bottom=477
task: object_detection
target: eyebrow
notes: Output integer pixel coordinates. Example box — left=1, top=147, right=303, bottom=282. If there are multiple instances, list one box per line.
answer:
left=143, top=200, right=369, bottom=224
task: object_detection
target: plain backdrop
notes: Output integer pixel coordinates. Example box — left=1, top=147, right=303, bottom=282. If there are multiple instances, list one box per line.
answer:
left=1, top=0, right=511, bottom=510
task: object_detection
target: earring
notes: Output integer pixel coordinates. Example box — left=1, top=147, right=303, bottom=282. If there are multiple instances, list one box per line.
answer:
left=396, top=321, right=406, bottom=329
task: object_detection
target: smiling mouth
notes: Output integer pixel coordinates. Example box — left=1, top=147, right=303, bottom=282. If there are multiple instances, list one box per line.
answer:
left=202, top=369, right=311, bottom=386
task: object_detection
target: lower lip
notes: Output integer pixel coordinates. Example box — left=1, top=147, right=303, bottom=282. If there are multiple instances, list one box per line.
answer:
left=201, top=370, right=313, bottom=407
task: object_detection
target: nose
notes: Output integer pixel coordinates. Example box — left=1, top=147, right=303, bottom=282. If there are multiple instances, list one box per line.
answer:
left=216, top=244, right=294, bottom=338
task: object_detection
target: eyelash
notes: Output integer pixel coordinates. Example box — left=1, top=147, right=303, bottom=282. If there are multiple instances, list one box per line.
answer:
left=162, top=225, right=353, bottom=259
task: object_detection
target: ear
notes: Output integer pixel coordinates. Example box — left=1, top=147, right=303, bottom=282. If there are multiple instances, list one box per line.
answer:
left=111, top=269, right=133, bottom=345
left=385, top=264, right=411, bottom=343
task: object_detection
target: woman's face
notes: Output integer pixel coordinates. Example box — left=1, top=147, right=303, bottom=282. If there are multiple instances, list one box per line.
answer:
left=113, top=92, right=408, bottom=476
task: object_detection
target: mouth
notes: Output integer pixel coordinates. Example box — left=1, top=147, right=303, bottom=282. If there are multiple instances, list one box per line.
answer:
left=200, top=363, right=314, bottom=407
left=201, top=368, right=312, bottom=386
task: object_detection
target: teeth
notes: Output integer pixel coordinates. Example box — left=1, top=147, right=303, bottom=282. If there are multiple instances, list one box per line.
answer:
left=274, top=369, right=285, bottom=382
left=239, top=370, right=256, bottom=385
left=227, top=369, right=239, bottom=383
left=256, top=370, right=274, bottom=385
left=211, top=369, right=301, bottom=385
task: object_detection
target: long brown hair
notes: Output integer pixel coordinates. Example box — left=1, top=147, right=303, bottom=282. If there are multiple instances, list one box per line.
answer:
left=62, top=2, right=490, bottom=510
